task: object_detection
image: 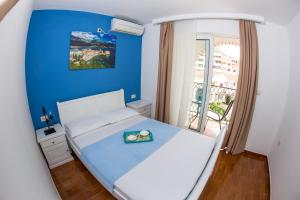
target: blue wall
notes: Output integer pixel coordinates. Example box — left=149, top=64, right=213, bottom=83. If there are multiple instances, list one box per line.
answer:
left=26, top=10, right=142, bottom=129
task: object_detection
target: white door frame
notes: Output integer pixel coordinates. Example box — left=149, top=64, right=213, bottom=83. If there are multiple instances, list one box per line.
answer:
left=196, top=34, right=214, bottom=133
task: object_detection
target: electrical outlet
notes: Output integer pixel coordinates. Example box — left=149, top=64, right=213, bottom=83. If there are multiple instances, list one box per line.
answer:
left=131, top=94, right=136, bottom=99
left=40, top=115, right=47, bottom=122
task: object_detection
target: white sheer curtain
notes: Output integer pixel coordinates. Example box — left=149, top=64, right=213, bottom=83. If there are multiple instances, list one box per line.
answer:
left=169, top=20, right=197, bottom=127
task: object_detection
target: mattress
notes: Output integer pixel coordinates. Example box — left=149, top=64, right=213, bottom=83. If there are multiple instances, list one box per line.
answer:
left=114, top=129, right=215, bottom=200
left=66, top=115, right=215, bottom=200
left=72, top=115, right=147, bottom=149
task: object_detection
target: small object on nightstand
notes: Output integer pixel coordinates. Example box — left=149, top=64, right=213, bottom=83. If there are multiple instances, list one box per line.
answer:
left=127, top=100, right=152, bottom=118
left=36, top=124, right=73, bottom=169
left=41, top=106, right=56, bottom=135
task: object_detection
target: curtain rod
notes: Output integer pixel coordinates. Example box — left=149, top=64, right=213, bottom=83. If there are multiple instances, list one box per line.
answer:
left=152, top=13, right=265, bottom=24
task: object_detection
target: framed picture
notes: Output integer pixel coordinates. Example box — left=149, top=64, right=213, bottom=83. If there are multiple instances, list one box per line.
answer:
left=69, top=31, right=116, bottom=70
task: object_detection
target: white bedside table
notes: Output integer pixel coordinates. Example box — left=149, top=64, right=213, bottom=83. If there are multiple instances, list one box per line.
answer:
left=127, top=99, right=152, bottom=118
left=36, top=124, right=73, bottom=169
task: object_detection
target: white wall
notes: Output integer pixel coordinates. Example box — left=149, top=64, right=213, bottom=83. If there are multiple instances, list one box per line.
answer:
left=141, top=19, right=290, bottom=155
left=0, top=1, right=60, bottom=199
left=246, top=22, right=290, bottom=155
left=196, top=19, right=239, bottom=36
left=268, top=10, right=300, bottom=200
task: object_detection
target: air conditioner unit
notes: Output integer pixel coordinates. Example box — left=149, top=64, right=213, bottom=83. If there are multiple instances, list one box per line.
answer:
left=111, top=18, right=144, bottom=36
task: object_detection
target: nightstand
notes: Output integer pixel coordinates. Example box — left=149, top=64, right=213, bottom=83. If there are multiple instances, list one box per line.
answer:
left=127, top=99, right=152, bottom=118
left=36, top=124, right=73, bottom=169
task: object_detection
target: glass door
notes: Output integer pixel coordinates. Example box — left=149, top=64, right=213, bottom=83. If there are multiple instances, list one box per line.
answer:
left=186, top=35, right=240, bottom=135
left=204, top=37, right=240, bottom=136
left=188, top=36, right=213, bottom=132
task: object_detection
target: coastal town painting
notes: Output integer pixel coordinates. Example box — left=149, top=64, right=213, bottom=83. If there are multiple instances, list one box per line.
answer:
left=69, top=31, right=116, bottom=70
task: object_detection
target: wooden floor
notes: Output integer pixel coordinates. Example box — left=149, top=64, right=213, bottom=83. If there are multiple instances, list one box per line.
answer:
left=199, top=151, right=269, bottom=200
left=51, top=151, right=269, bottom=200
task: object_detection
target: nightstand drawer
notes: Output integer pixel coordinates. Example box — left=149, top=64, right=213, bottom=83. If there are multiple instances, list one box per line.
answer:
left=44, top=142, right=70, bottom=165
left=43, top=141, right=68, bottom=152
left=40, top=135, right=66, bottom=148
left=36, top=123, right=73, bottom=169
left=136, top=105, right=151, bottom=113
left=141, top=111, right=151, bottom=118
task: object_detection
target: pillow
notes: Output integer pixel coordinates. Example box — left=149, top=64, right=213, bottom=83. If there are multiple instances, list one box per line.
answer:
left=99, top=107, right=139, bottom=124
left=65, top=115, right=110, bottom=138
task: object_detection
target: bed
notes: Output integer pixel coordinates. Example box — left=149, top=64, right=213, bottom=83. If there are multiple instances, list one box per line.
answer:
left=57, top=89, right=226, bottom=200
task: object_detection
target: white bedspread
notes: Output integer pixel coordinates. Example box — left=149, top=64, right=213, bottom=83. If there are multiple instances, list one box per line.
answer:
left=67, top=115, right=215, bottom=200
left=72, top=115, right=147, bottom=150
left=114, top=129, right=215, bottom=200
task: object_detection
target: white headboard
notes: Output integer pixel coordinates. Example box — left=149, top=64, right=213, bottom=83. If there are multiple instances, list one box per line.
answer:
left=57, top=89, right=125, bottom=127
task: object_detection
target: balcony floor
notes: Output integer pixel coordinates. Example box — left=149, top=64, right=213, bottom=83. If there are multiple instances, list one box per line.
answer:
left=204, top=120, right=222, bottom=138
left=189, top=117, right=226, bottom=138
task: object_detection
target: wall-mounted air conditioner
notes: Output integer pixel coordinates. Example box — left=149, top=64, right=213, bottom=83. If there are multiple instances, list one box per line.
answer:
left=111, top=18, right=144, bottom=36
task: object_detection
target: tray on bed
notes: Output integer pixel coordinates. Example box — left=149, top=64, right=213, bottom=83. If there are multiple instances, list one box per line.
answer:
left=123, top=130, right=153, bottom=144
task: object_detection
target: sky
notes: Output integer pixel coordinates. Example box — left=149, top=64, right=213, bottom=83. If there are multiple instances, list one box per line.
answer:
left=72, top=31, right=116, bottom=44
left=217, top=44, right=240, bottom=59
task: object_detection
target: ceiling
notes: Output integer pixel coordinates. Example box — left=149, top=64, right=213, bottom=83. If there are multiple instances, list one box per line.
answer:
left=33, top=0, right=300, bottom=25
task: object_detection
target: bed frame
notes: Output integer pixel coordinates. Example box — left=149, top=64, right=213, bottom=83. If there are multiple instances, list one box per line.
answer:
left=187, top=126, right=225, bottom=200
left=56, top=89, right=225, bottom=200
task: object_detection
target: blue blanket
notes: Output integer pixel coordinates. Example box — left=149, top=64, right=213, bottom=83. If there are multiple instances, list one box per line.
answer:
left=80, top=119, right=180, bottom=192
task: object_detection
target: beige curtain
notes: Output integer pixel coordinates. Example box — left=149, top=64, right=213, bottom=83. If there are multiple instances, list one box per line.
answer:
left=223, top=20, right=259, bottom=155
left=0, top=0, right=18, bottom=22
left=155, top=22, right=174, bottom=123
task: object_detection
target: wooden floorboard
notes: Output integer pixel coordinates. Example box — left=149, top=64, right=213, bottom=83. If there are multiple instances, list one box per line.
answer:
left=51, top=151, right=269, bottom=200
left=199, top=151, right=269, bottom=200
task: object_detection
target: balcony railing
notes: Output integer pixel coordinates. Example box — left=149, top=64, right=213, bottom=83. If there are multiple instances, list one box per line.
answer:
left=188, top=82, right=236, bottom=130
left=191, top=82, right=236, bottom=103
